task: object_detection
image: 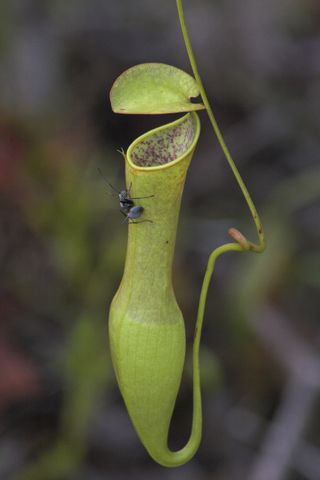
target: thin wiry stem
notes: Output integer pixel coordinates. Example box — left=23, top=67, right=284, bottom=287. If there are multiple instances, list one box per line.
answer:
left=176, top=0, right=265, bottom=253
left=175, top=2, right=266, bottom=457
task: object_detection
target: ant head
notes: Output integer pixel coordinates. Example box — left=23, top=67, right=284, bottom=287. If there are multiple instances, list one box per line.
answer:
left=119, top=190, right=130, bottom=201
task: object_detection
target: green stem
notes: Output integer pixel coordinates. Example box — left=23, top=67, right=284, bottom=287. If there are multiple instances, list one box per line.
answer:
left=193, top=239, right=241, bottom=379
left=176, top=0, right=265, bottom=253
left=175, top=1, right=266, bottom=463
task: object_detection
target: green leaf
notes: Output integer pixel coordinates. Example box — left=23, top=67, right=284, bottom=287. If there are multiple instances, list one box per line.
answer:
left=110, top=63, right=205, bottom=114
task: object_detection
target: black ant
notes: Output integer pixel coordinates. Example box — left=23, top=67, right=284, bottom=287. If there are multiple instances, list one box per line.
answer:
left=98, top=168, right=153, bottom=223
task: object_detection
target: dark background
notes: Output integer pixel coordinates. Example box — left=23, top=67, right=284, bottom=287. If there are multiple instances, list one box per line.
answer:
left=0, top=1, right=319, bottom=479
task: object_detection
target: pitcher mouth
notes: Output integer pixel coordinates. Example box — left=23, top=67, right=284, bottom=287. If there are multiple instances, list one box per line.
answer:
left=126, top=112, right=200, bottom=171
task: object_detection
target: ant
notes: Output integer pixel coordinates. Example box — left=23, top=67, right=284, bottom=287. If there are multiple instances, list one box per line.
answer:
left=98, top=168, right=153, bottom=224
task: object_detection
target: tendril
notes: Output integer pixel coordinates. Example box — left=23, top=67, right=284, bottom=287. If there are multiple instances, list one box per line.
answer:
left=176, top=0, right=265, bottom=253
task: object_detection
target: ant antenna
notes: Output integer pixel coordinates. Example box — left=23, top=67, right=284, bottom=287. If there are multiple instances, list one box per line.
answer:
left=97, top=168, right=120, bottom=194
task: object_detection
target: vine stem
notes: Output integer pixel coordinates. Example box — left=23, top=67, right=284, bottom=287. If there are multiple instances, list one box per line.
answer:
left=175, top=1, right=266, bottom=426
left=193, top=241, right=242, bottom=368
left=176, top=0, right=265, bottom=254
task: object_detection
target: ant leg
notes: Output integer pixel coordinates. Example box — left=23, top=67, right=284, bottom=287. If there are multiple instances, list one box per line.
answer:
left=128, top=219, right=153, bottom=224
left=120, top=211, right=130, bottom=223
left=130, top=194, right=154, bottom=200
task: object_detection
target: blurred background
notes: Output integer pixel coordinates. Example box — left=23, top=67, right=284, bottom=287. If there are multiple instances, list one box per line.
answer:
left=0, top=0, right=319, bottom=479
